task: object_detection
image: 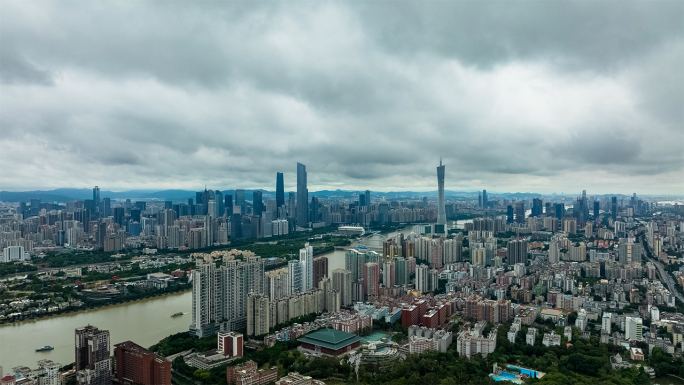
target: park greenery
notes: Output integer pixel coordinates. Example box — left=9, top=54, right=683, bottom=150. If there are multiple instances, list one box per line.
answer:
left=149, top=315, right=684, bottom=385
left=0, top=261, right=38, bottom=277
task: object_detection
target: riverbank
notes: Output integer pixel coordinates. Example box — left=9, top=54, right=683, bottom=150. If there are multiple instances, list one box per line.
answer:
left=0, top=290, right=192, bottom=369
left=0, top=286, right=191, bottom=326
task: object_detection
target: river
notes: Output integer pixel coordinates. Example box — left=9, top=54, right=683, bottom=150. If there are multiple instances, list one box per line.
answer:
left=0, top=291, right=191, bottom=370
left=0, top=220, right=473, bottom=370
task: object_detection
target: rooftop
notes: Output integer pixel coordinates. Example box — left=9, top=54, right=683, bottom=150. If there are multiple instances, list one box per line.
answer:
left=298, top=328, right=361, bottom=350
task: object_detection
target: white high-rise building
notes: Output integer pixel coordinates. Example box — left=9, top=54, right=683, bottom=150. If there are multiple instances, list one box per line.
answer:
left=625, top=316, right=643, bottom=341
left=299, top=243, right=314, bottom=291
left=204, top=215, right=213, bottom=247
left=548, top=241, right=560, bottom=264
left=2, top=245, right=26, bottom=262
left=443, top=239, right=462, bottom=264
left=415, top=264, right=429, bottom=293
left=382, top=260, right=394, bottom=287
left=601, top=312, right=612, bottom=334
left=266, top=269, right=290, bottom=301
left=167, top=225, right=182, bottom=249
left=288, top=260, right=303, bottom=295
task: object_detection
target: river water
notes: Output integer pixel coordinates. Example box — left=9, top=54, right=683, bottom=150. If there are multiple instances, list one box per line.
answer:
left=0, top=291, right=191, bottom=370
left=0, top=220, right=474, bottom=370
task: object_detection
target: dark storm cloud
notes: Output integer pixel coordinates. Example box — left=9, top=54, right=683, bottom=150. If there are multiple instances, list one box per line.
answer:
left=354, top=2, right=683, bottom=71
left=0, top=1, right=682, bottom=194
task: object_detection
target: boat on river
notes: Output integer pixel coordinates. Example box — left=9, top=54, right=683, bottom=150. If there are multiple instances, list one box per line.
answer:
left=36, top=346, right=54, bottom=352
left=171, top=312, right=184, bottom=317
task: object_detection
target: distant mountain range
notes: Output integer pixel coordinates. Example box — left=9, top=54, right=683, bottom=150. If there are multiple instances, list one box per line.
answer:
left=0, top=188, right=642, bottom=203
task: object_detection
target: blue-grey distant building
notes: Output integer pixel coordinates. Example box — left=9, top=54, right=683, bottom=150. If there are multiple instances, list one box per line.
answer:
left=276, top=172, right=284, bottom=211
left=215, top=190, right=224, bottom=217
left=225, top=194, right=233, bottom=216
left=235, top=189, right=246, bottom=214
left=253, top=191, right=263, bottom=217
left=297, top=162, right=308, bottom=227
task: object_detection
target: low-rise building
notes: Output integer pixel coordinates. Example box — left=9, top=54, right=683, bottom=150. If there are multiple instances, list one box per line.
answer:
left=226, top=360, right=278, bottom=385
left=275, top=372, right=325, bottom=385
left=298, top=329, right=362, bottom=356
left=630, top=347, right=644, bottom=361
left=456, top=321, right=497, bottom=359
left=542, top=331, right=561, bottom=347
left=408, top=326, right=452, bottom=354
left=508, top=317, right=522, bottom=343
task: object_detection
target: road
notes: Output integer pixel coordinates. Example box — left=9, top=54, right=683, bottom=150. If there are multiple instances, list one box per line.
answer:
left=639, top=235, right=684, bottom=305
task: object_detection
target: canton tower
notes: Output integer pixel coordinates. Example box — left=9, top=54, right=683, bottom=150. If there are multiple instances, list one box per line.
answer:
left=437, top=159, right=446, bottom=226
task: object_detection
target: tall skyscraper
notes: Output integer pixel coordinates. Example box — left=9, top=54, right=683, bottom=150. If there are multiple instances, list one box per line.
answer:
left=514, top=202, right=525, bottom=224
left=506, top=205, right=514, bottom=224
left=296, top=162, right=308, bottom=227
left=309, top=196, right=319, bottom=223
left=288, top=192, right=296, bottom=220
left=215, top=190, right=224, bottom=217
left=276, top=172, right=284, bottom=211
left=575, top=190, right=589, bottom=225
left=102, top=197, right=111, bottom=217
left=532, top=198, right=543, bottom=217
left=204, top=214, right=213, bottom=247
left=554, top=203, right=565, bottom=221
left=378, top=203, right=389, bottom=225
left=359, top=193, right=366, bottom=206
left=436, top=160, right=446, bottom=226
left=611, top=196, right=617, bottom=221
left=188, top=198, right=194, bottom=216
left=253, top=191, right=263, bottom=217
left=225, top=194, right=233, bottom=216
left=482, top=190, right=488, bottom=208
left=593, top=201, right=600, bottom=218
left=75, top=325, right=111, bottom=385
left=93, top=186, right=100, bottom=210
left=365, top=190, right=371, bottom=208
left=235, top=190, right=246, bottom=215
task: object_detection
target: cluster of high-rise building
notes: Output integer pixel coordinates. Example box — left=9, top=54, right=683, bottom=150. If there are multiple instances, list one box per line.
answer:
left=191, top=242, right=344, bottom=337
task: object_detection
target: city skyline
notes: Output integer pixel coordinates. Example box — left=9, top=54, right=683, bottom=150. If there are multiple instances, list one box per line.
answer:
left=1, top=2, right=682, bottom=194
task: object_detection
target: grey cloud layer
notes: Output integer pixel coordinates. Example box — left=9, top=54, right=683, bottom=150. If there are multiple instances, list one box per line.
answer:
left=0, top=1, right=682, bottom=194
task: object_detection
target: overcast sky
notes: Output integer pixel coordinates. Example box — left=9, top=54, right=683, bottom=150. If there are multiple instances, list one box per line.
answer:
left=1, top=1, right=682, bottom=194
